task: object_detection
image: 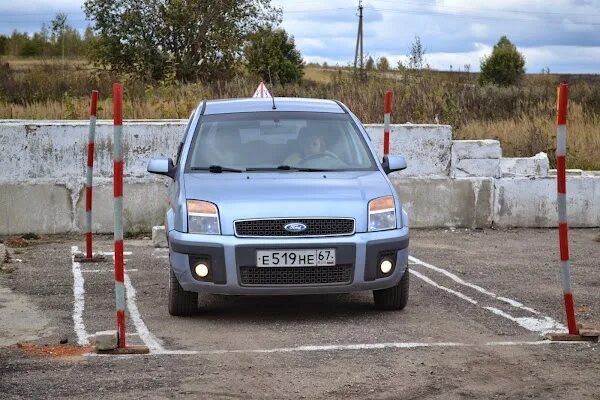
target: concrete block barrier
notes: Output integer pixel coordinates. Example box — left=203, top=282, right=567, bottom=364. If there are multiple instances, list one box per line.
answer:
left=450, top=139, right=501, bottom=178
left=494, top=176, right=600, bottom=227
left=500, top=153, right=550, bottom=177
left=366, top=124, right=452, bottom=176
left=0, top=120, right=185, bottom=182
left=391, top=177, right=494, bottom=228
left=74, top=179, right=168, bottom=234
left=451, top=158, right=501, bottom=179
left=152, top=225, right=168, bottom=248
left=0, top=183, right=73, bottom=234
left=1, top=120, right=599, bottom=233
left=452, top=139, right=502, bottom=160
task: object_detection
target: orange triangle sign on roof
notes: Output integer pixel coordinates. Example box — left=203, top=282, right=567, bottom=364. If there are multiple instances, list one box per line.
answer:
left=252, top=82, right=272, bottom=98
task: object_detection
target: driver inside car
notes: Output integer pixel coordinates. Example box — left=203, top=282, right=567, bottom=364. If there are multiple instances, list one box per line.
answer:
left=283, top=132, right=328, bottom=166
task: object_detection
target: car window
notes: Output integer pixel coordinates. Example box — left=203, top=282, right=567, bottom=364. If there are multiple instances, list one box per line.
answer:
left=176, top=109, right=197, bottom=166
left=186, top=112, right=376, bottom=171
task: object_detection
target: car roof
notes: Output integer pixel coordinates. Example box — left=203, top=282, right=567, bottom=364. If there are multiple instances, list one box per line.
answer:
left=202, top=97, right=346, bottom=115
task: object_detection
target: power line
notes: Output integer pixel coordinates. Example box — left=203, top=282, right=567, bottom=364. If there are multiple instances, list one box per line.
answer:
left=374, top=0, right=600, bottom=18
left=375, top=7, right=600, bottom=27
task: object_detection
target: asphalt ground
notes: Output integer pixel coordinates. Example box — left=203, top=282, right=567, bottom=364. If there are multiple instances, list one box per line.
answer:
left=1, top=228, right=599, bottom=399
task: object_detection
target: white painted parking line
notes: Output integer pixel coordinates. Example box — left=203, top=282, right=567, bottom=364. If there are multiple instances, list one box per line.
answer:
left=80, top=268, right=139, bottom=273
left=409, top=256, right=542, bottom=315
left=484, top=307, right=565, bottom=334
left=87, top=339, right=589, bottom=357
left=71, top=246, right=89, bottom=346
left=101, top=251, right=133, bottom=256
left=78, top=247, right=570, bottom=356
left=408, top=256, right=566, bottom=335
left=409, top=270, right=478, bottom=304
left=123, top=272, right=166, bottom=353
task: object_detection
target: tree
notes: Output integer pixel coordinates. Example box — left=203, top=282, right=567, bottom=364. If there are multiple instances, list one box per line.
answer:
left=376, top=56, right=390, bottom=72
left=365, top=56, right=375, bottom=71
left=408, top=35, right=426, bottom=70
left=244, top=26, right=304, bottom=84
left=83, top=0, right=281, bottom=82
left=0, top=35, right=7, bottom=55
left=51, top=13, right=68, bottom=63
left=479, top=36, right=525, bottom=86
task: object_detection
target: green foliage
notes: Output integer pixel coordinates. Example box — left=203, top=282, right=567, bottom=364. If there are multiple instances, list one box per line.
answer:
left=244, top=26, right=304, bottom=84
left=83, top=0, right=281, bottom=82
left=0, top=16, right=87, bottom=58
left=62, top=93, right=77, bottom=119
left=0, top=35, right=7, bottom=55
left=376, top=57, right=390, bottom=72
left=479, top=36, right=525, bottom=86
left=365, top=56, right=375, bottom=71
left=50, top=13, right=68, bottom=40
left=408, top=36, right=426, bottom=70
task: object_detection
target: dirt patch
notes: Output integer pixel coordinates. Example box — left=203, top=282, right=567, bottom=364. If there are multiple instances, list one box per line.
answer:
left=4, top=237, right=30, bottom=248
left=0, top=286, right=54, bottom=346
left=16, top=343, right=93, bottom=359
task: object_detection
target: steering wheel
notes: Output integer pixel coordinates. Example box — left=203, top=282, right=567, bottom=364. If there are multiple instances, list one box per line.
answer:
left=301, top=150, right=342, bottom=163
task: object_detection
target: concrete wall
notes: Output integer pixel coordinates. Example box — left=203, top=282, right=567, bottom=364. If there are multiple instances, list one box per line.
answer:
left=0, top=120, right=184, bottom=181
left=1, top=120, right=599, bottom=233
left=367, top=124, right=452, bottom=176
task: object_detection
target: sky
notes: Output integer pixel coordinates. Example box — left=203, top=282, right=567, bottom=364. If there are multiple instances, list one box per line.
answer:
left=1, top=0, right=599, bottom=73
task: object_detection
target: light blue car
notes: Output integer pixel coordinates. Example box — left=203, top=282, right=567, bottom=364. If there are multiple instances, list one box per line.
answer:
left=148, top=97, right=410, bottom=316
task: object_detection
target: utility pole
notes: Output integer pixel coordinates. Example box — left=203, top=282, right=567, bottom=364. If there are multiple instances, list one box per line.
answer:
left=353, top=0, right=364, bottom=77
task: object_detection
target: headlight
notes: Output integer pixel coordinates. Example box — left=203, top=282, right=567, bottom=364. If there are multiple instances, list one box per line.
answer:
left=368, top=196, right=396, bottom=231
left=187, top=200, right=220, bottom=234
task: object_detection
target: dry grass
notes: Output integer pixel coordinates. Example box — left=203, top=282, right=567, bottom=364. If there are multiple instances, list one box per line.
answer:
left=0, top=56, right=90, bottom=69
left=1, top=59, right=600, bottom=169
left=303, top=67, right=335, bottom=83
left=457, top=104, right=600, bottom=170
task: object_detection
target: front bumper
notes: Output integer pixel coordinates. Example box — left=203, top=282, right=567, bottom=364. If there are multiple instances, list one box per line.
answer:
left=168, top=227, right=409, bottom=295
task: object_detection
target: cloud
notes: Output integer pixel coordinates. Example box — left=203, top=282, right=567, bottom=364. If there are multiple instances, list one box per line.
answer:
left=2, top=0, right=600, bottom=73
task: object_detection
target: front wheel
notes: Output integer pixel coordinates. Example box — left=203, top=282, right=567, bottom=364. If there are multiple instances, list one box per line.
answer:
left=168, top=269, right=198, bottom=316
left=373, top=268, right=409, bottom=311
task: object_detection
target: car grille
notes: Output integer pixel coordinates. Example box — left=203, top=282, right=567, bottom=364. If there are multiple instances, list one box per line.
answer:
left=234, top=218, right=355, bottom=237
left=239, top=264, right=354, bottom=286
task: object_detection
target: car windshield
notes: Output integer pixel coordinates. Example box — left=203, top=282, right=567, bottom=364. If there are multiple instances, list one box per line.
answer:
left=185, top=112, right=376, bottom=172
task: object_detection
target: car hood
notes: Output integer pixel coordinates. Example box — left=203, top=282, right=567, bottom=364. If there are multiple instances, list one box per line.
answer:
left=182, top=171, right=394, bottom=234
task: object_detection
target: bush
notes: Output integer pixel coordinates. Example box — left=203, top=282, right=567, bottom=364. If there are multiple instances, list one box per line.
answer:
left=479, top=36, right=525, bottom=86
left=244, top=27, right=304, bottom=85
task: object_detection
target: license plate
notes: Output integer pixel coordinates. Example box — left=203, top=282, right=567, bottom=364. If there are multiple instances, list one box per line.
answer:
left=256, top=249, right=336, bottom=267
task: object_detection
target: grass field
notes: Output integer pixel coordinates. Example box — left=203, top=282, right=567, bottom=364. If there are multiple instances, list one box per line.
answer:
left=1, top=57, right=599, bottom=169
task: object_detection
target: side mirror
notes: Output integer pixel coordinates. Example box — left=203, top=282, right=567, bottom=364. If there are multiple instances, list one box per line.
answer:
left=382, top=155, right=407, bottom=175
left=147, top=158, right=176, bottom=179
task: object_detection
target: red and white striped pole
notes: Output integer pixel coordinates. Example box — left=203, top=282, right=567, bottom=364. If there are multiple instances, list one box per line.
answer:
left=383, top=90, right=392, bottom=155
left=113, top=83, right=126, bottom=348
left=85, top=90, right=99, bottom=259
left=556, top=83, right=578, bottom=335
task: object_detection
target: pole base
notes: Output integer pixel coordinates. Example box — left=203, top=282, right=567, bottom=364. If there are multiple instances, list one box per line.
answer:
left=97, top=345, right=150, bottom=355
left=545, top=324, right=599, bottom=342
left=74, top=253, right=107, bottom=263
left=579, top=323, right=600, bottom=338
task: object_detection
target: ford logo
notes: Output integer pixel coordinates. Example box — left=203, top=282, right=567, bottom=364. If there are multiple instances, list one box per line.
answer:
left=284, top=222, right=307, bottom=232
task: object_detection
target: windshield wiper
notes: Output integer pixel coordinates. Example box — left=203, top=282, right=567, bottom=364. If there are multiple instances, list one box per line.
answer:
left=191, top=165, right=244, bottom=173
left=245, top=165, right=333, bottom=172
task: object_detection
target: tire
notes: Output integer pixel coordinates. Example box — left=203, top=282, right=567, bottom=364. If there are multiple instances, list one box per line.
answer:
left=373, top=267, right=409, bottom=311
left=168, top=269, right=198, bottom=316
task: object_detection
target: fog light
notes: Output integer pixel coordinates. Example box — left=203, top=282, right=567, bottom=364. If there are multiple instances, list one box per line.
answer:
left=380, top=259, right=393, bottom=274
left=195, top=263, right=209, bottom=278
